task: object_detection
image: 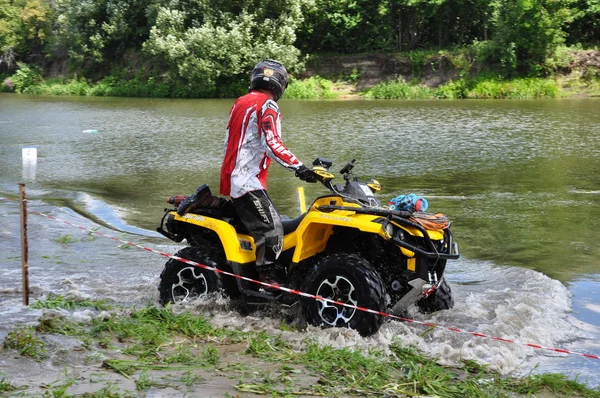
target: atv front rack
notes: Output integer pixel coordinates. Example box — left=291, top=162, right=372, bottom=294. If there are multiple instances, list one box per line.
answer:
left=316, top=205, right=460, bottom=260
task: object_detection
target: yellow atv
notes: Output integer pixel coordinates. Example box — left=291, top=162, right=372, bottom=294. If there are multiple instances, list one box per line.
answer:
left=157, top=158, right=459, bottom=336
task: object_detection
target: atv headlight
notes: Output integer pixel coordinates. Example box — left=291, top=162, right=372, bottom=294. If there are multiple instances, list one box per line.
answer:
left=385, top=223, right=394, bottom=238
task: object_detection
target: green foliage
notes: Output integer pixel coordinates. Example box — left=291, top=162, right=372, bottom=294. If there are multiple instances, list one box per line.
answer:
left=142, top=0, right=311, bottom=96
left=91, top=306, right=240, bottom=348
left=6, top=72, right=266, bottom=98
left=301, top=342, right=393, bottom=393
left=297, top=0, right=493, bottom=53
left=54, top=233, right=77, bottom=244
left=284, top=76, right=337, bottom=99
left=48, top=0, right=159, bottom=72
left=365, top=74, right=561, bottom=99
left=31, top=294, right=112, bottom=311
left=561, top=64, right=600, bottom=96
left=297, top=0, right=391, bottom=54
left=9, top=61, right=42, bottom=92
left=443, top=49, right=476, bottom=78
left=467, top=77, right=561, bottom=98
left=3, top=326, right=47, bottom=359
left=0, top=0, right=51, bottom=69
left=436, top=79, right=469, bottom=99
left=135, top=371, right=156, bottom=391
left=17, top=302, right=600, bottom=397
left=487, top=0, right=578, bottom=74
left=1, top=0, right=599, bottom=96
left=365, top=79, right=435, bottom=99
left=408, top=49, right=439, bottom=78
left=348, top=67, right=360, bottom=84
left=1, top=75, right=13, bottom=91
left=564, top=0, right=600, bottom=46
left=203, top=345, right=219, bottom=365
left=84, top=76, right=170, bottom=98
left=0, top=1, right=20, bottom=64
left=588, top=76, right=600, bottom=96
left=582, top=65, right=600, bottom=81
left=0, top=374, right=17, bottom=393
left=546, top=45, right=579, bottom=70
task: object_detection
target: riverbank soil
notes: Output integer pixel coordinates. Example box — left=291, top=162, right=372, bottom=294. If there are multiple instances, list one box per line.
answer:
left=303, top=50, right=600, bottom=95
left=1, top=309, right=322, bottom=397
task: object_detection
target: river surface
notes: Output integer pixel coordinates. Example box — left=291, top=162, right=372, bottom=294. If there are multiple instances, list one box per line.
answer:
left=1, top=93, right=599, bottom=389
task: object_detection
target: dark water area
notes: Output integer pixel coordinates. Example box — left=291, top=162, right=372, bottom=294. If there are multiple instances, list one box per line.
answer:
left=1, top=93, right=599, bottom=388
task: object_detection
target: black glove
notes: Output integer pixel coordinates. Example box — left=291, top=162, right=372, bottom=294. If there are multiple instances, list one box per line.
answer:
left=295, top=165, right=317, bottom=183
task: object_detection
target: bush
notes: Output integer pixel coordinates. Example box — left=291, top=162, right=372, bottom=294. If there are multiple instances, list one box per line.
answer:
left=436, top=79, right=468, bottom=99
left=3, top=327, right=47, bottom=359
left=365, top=79, right=435, bottom=99
left=285, top=76, right=337, bottom=99
left=10, top=63, right=43, bottom=93
left=1, top=76, right=14, bottom=92
left=467, top=77, right=561, bottom=99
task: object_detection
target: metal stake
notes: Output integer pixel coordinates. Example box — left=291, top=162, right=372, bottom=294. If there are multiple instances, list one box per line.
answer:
left=19, top=183, right=29, bottom=305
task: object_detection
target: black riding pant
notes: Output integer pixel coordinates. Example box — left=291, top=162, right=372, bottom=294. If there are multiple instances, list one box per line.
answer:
left=231, top=190, right=283, bottom=266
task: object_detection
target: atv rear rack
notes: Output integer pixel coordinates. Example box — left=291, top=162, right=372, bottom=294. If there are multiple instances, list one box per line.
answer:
left=316, top=205, right=460, bottom=260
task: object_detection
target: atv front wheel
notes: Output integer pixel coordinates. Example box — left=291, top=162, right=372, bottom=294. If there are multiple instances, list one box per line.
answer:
left=416, top=276, right=454, bottom=313
left=159, top=246, right=223, bottom=305
left=302, top=253, right=386, bottom=337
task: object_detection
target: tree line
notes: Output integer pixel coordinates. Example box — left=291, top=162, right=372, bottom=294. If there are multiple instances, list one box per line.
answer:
left=1, top=0, right=599, bottom=96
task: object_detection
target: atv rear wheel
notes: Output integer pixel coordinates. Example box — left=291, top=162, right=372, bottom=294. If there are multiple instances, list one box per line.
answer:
left=416, top=276, right=454, bottom=313
left=159, top=246, right=223, bottom=305
left=302, top=253, right=386, bottom=337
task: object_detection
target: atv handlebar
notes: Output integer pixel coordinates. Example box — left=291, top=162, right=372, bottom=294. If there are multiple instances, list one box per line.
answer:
left=339, top=159, right=356, bottom=175
left=309, top=157, right=365, bottom=205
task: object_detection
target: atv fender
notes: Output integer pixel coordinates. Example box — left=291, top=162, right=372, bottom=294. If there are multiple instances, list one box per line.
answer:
left=292, top=210, right=386, bottom=263
left=171, top=212, right=257, bottom=264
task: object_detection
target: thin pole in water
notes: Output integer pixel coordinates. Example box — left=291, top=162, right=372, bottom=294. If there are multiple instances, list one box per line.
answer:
left=19, top=183, right=29, bottom=306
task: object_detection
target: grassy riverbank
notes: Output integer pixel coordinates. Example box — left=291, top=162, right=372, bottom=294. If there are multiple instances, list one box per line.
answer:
left=1, top=295, right=599, bottom=397
left=3, top=50, right=600, bottom=100
left=3, top=72, right=600, bottom=100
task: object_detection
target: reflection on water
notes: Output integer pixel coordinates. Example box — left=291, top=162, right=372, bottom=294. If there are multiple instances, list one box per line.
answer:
left=21, top=146, right=38, bottom=181
left=2, top=94, right=598, bottom=281
left=1, top=93, right=599, bottom=387
left=22, top=158, right=37, bottom=181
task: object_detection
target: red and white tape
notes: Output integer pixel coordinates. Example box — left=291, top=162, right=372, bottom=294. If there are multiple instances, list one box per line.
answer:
left=2, top=197, right=599, bottom=361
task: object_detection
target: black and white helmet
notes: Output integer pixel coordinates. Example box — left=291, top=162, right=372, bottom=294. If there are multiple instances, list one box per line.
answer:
left=249, top=59, right=289, bottom=101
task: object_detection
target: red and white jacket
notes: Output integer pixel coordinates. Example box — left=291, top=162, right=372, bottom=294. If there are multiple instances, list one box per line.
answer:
left=220, top=91, right=302, bottom=198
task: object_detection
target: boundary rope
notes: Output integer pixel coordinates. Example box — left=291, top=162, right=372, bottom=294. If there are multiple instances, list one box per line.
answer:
left=1, top=196, right=599, bottom=361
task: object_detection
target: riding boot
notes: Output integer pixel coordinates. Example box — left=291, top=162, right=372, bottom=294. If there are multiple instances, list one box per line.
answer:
left=256, top=263, right=280, bottom=291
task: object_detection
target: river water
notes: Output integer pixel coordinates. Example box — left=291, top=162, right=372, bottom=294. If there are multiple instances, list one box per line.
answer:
left=1, top=93, right=599, bottom=388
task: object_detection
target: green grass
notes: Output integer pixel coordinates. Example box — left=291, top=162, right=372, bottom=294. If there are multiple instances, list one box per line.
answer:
left=31, top=294, right=112, bottom=311
left=5, top=71, right=587, bottom=100
left=365, top=79, right=436, bottom=99
left=3, top=326, right=47, bottom=359
left=14, top=303, right=600, bottom=397
left=4, top=45, right=596, bottom=100
left=54, top=233, right=77, bottom=244
left=0, top=374, right=17, bottom=393
left=590, top=78, right=600, bottom=96
left=366, top=76, right=562, bottom=100
left=20, top=76, right=173, bottom=98
left=466, top=77, right=562, bottom=99
left=285, top=76, right=338, bottom=99
left=18, top=73, right=340, bottom=100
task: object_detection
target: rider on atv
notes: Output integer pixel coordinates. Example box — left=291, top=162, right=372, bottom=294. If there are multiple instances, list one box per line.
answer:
left=219, top=59, right=316, bottom=286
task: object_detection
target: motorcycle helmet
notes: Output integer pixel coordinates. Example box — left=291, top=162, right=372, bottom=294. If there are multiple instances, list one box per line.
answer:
left=249, top=59, right=289, bottom=101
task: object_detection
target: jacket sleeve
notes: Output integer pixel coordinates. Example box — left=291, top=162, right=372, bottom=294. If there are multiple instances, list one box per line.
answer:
left=261, top=100, right=303, bottom=170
